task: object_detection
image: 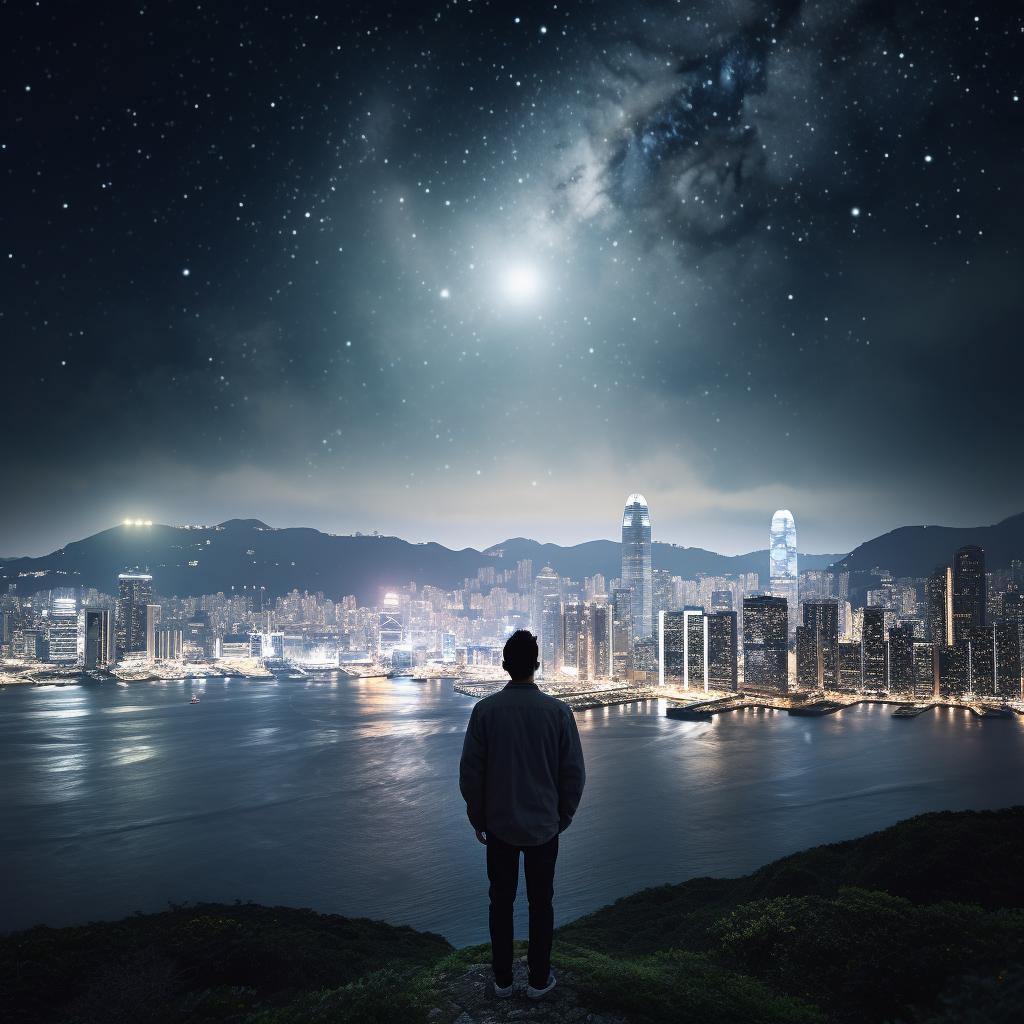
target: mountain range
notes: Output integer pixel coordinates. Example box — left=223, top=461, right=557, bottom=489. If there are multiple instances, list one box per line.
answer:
left=3, top=512, right=1023, bottom=606
left=0, top=520, right=839, bottom=606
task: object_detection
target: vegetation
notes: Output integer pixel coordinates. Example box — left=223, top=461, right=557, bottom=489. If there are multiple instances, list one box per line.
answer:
left=2, top=808, right=1023, bottom=1023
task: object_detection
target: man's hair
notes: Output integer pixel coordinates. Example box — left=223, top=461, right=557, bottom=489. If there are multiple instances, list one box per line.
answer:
left=502, top=629, right=539, bottom=681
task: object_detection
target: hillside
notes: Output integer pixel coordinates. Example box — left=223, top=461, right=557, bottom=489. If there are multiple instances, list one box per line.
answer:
left=834, top=511, right=1024, bottom=577
left=0, top=520, right=841, bottom=605
left=2, top=807, right=1022, bottom=1024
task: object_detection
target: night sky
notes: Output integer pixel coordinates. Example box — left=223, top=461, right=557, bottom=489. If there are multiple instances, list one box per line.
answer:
left=3, top=1, right=1022, bottom=557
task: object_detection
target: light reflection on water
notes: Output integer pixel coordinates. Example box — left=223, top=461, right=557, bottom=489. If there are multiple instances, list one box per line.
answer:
left=1, top=677, right=1023, bottom=946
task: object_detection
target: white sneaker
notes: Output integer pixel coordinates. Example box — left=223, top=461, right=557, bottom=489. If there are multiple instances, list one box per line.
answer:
left=526, top=972, right=557, bottom=999
left=493, top=981, right=513, bottom=998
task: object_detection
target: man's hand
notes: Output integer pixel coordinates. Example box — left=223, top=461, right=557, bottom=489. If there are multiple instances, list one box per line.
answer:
left=474, top=829, right=487, bottom=845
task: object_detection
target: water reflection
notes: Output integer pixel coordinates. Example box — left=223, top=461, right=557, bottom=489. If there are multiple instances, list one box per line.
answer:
left=1, top=678, right=1023, bottom=947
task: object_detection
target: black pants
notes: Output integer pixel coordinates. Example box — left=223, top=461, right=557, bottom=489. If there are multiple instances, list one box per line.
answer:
left=486, top=831, right=559, bottom=990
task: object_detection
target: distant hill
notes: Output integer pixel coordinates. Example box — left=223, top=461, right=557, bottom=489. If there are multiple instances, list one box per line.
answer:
left=0, top=519, right=841, bottom=606
left=833, top=511, right=1024, bottom=578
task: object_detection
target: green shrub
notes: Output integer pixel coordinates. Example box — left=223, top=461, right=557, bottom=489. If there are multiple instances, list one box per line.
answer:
left=553, top=945, right=826, bottom=1024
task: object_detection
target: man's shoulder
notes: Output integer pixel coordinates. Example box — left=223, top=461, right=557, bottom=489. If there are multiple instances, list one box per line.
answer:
left=475, top=685, right=571, bottom=714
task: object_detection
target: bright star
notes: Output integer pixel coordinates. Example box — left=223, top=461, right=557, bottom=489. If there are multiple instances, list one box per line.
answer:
left=503, top=265, right=540, bottom=301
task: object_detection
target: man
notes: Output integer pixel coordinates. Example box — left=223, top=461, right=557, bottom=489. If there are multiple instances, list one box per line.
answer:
left=459, top=629, right=586, bottom=1000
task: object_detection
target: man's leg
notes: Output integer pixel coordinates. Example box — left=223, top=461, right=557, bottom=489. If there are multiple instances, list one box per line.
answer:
left=485, top=832, right=520, bottom=989
left=522, top=834, right=559, bottom=990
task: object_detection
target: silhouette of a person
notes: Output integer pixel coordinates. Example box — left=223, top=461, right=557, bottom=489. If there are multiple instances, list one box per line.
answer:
left=459, top=629, right=586, bottom=999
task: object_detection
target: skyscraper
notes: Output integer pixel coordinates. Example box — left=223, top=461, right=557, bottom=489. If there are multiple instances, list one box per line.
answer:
left=926, top=566, right=954, bottom=647
left=795, top=601, right=840, bottom=690
left=533, top=566, right=561, bottom=676
left=707, top=610, right=739, bottom=691
left=769, top=510, right=798, bottom=638
left=621, top=493, right=652, bottom=639
left=742, top=595, right=789, bottom=693
left=84, top=608, right=112, bottom=668
left=48, top=592, right=79, bottom=664
left=658, top=608, right=707, bottom=690
left=611, top=588, right=633, bottom=681
left=862, top=607, right=887, bottom=690
left=952, top=545, right=986, bottom=643
left=117, top=572, right=153, bottom=657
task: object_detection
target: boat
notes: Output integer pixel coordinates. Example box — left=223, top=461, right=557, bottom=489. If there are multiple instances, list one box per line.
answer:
left=189, top=695, right=200, bottom=704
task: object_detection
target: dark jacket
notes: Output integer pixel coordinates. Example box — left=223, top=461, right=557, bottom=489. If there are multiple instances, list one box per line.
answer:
left=459, top=681, right=586, bottom=846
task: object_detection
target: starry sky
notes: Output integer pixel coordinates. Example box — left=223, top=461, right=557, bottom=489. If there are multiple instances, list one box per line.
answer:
left=3, top=0, right=1022, bottom=557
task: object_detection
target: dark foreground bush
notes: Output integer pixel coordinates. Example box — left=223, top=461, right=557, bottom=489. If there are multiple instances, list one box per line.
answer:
left=0, top=902, right=450, bottom=1024
left=712, top=887, right=1024, bottom=1021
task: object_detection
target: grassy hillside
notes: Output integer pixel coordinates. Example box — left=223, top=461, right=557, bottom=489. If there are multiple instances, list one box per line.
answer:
left=3, top=808, right=1023, bottom=1023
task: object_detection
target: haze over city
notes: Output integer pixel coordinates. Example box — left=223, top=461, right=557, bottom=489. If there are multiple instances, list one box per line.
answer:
left=3, top=1, right=1023, bottom=557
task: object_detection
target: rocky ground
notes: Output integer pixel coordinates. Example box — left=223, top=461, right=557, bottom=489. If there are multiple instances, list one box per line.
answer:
left=427, top=958, right=629, bottom=1024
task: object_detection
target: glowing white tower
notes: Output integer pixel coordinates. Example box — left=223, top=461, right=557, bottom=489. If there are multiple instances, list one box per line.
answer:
left=621, top=494, right=652, bottom=639
left=769, top=509, right=798, bottom=638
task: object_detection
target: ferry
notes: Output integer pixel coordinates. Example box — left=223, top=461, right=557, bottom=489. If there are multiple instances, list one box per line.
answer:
left=189, top=695, right=200, bottom=704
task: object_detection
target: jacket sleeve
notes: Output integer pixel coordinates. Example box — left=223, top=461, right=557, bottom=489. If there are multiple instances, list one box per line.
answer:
left=556, top=709, right=586, bottom=832
left=459, top=706, right=488, bottom=831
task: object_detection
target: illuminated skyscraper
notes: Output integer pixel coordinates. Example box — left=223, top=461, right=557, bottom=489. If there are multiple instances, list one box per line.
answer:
left=621, top=493, right=652, bottom=639
left=611, top=588, right=633, bottom=681
left=926, top=566, right=954, bottom=647
left=84, top=608, right=113, bottom=668
left=742, top=595, right=789, bottom=693
left=952, top=545, right=986, bottom=643
left=769, top=510, right=798, bottom=638
left=48, top=592, right=79, bottom=664
left=533, top=566, right=561, bottom=677
left=377, top=592, right=403, bottom=659
left=118, top=573, right=153, bottom=657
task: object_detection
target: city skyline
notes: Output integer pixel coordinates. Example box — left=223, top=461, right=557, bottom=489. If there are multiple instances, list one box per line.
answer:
left=2, top=2, right=1023, bottom=558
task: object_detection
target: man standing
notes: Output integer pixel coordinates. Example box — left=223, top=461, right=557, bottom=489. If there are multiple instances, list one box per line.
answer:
left=459, top=629, right=586, bottom=1000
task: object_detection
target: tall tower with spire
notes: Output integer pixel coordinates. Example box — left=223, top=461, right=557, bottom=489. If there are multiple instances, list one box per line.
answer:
left=769, top=510, right=798, bottom=638
left=621, top=493, right=652, bottom=639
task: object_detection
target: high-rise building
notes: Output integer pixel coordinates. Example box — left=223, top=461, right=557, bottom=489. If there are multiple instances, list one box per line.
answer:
left=590, top=601, right=612, bottom=679
left=769, top=510, right=798, bottom=638
left=562, top=601, right=589, bottom=680
left=611, top=588, right=633, bottom=681
left=652, top=568, right=673, bottom=622
left=838, top=640, right=863, bottom=690
left=862, top=607, right=887, bottom=690
left=742, top=595, right=789, bottom=693
left=621, top=493, right=652, bottom=639
left=378, top=593, right=403, bottom=659
left=707, top=610, right=738, bottom=691
left=888, top=624, right=915, bottom=694
left=48, top=593, right=79, bottom=664
left=658, top=609, right=707, bottom=690
left=533, top=566, right=561, bottom=676
left=796, top=601, right=840, bottom=690
left=145, top=604, right=162, bottom=661
left=117, top=573, right=153, bottom=657
left=84, top=608, right=113, bottom=668
left=1000, top=591, right=1024, bottom=699
left=964, top=624, right=995, bottom=696
left=516, top=559, right=533, bottom=591
left=926, top=566, right=954, bottom=647
left=539, top=594, right=563, bottom=678
left=952, top=545, right=986, bottom=643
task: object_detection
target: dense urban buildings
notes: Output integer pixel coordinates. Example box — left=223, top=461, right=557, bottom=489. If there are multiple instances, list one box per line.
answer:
left=3, top=497, right=1024, bottom=705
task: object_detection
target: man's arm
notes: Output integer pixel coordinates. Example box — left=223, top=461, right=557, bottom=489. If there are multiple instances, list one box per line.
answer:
left=556, top=709, right=586, bottom=832
left=459, top=706, right=488, bottom=833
